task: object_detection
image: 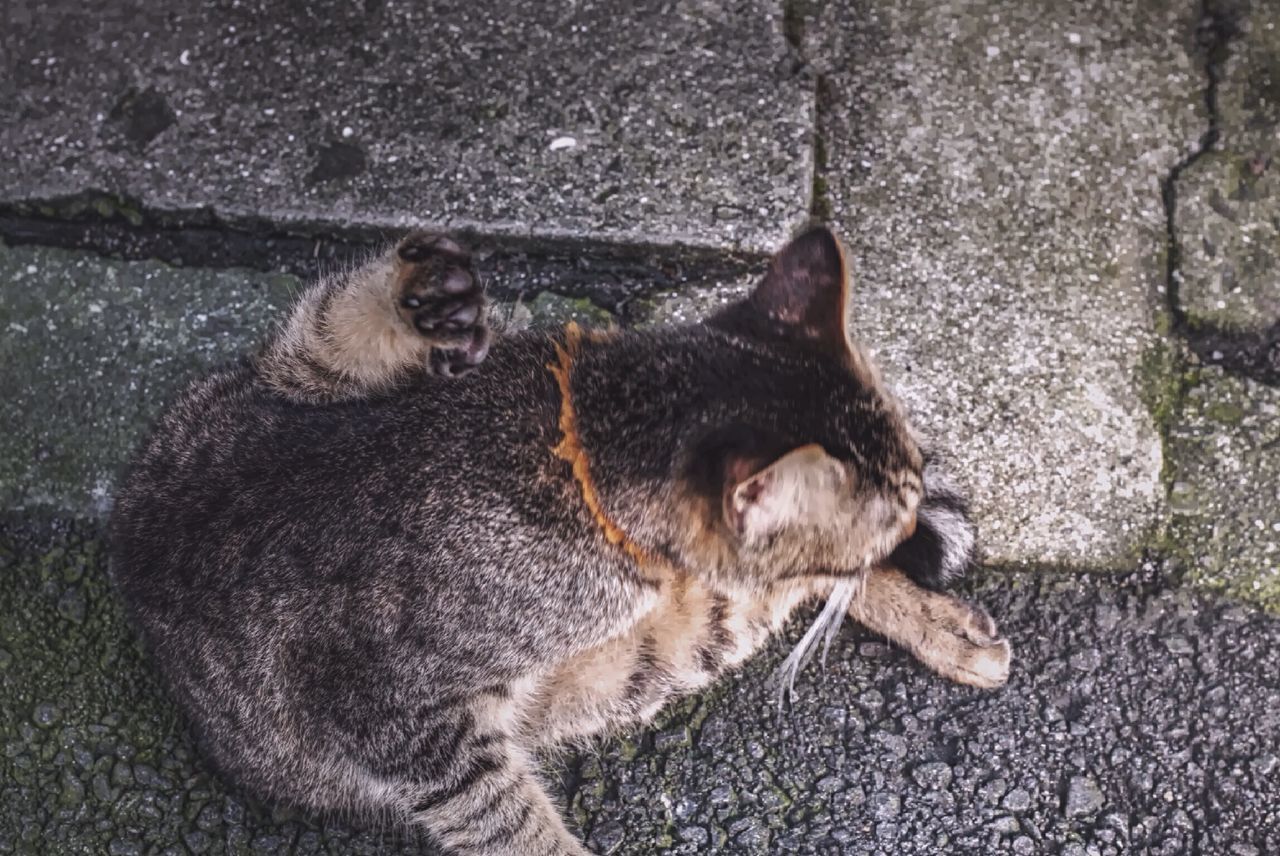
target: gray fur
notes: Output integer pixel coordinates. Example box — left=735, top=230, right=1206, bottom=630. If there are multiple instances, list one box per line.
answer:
left=108, top=226, right=995, bottom=855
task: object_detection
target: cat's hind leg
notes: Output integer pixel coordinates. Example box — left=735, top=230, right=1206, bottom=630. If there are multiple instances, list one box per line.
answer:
left=360, top=695, right=588, bottom=856
left=393, top=233, right=491, bottom=377
left=409, top=741, right=588, bottom=856
left=257, top=231, right=490, bottom=402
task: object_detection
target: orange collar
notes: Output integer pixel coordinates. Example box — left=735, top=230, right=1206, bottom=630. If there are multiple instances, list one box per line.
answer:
left=546, top=322, right=670, bottom=582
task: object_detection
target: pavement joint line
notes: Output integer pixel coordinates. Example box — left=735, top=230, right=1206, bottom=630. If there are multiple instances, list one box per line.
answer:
left=0, top=190, right=765, bottom=323
left=1162, top=0, right=1279, bottom=388
left=781, top=0, right=826, bottom=222
left=1138, top=0, right=1234, bottom=585
left=1161, top=0, right=1228, bottom=333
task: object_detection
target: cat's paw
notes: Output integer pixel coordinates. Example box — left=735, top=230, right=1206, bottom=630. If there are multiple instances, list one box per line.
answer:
left=924, top=597, right=1011, bottom=689
left=394, top=231, right=491, bottom=377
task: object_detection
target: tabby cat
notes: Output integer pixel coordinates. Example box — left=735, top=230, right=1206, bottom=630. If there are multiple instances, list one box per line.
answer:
left=109, top=225, right=1010, bottom=855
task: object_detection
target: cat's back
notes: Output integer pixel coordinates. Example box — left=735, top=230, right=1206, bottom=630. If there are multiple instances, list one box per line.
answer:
left=109, top=332, right=572, bottom=619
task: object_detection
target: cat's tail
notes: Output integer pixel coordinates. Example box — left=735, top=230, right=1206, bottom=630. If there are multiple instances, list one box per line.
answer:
left=886, top=454, right=976, bottom=591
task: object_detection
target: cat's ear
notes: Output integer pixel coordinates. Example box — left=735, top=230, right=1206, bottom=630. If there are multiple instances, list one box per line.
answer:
left=724, top=444, right=849, bottom=541
left=750, top=225, right=852, bottom=355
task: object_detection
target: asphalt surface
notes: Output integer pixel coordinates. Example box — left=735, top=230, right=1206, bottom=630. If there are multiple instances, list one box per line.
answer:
left=2, top=0, right=1279, bottom=852
left=3, top=515, right=1278, bottom=854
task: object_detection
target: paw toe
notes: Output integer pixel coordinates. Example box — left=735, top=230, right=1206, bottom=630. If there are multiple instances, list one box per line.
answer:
left=960, top=637, right=1012, bottom=689
left=441, top=269, right=474, bottom=294
left=397, top=231, right=469, bottom=264
left=447, top=303, right=480, bottom=326
left=429, top=327, right=491, bottom=377
left=961, top=602, right=1000, bottom=643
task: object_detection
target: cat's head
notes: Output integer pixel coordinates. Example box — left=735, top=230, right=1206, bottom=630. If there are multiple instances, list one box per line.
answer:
left=669, top=225, right=924, bottom=590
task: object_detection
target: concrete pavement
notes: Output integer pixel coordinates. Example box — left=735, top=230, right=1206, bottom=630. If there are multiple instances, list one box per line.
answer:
left=2, top=0, right=1279, bottom=852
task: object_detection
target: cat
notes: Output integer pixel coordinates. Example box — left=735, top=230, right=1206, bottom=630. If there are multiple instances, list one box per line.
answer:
left=108, top=225, right=1010, bottom=856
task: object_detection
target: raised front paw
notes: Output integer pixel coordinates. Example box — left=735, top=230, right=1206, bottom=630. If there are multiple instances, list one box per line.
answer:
left=395, top=231, right=491, bottom=377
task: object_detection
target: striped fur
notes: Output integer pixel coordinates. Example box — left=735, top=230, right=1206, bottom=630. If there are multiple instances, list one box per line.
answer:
left=110, top=226, right=1010, bottom=856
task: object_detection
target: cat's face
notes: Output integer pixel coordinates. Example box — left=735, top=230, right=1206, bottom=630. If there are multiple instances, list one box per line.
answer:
left=679, top=226, right=923, bottom=588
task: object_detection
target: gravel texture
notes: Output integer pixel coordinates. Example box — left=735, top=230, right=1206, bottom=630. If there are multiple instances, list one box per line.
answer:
left=4, top=519, right=1279, bottom=854
left=570, top=563, right=1280, bottom=854
left=0, top=0, right=812, bottom=255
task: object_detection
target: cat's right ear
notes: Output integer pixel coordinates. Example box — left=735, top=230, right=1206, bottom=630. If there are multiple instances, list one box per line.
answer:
left=723, top=444, right=850, bottom=543
left=748, top=225, right=853, bottom=358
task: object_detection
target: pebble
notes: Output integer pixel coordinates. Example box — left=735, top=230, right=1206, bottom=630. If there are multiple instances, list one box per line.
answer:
left=869, top=792, right=901, bottom=821
left=653, top=727, right=688, bottom=752
left=678, top=825, right=708, bottom=845
left=1065, top=776, right=1106, bottom=817
left=588, top=820, right=625, bottom=854
left=913, top=762, right=954, bottom=791
left=858, top=689, right=884, bottom=710
left=183, top=831, right=211, bottom=854
left=707, top=785, right=735, bottom=806
left=1003, top=788, right=1033, bottom=812
left=31, top=703, right=60, bottom=728
left=1070, top=647, right=1102, bottom=672
left=816, top=775, right=845, bottom=793
left=673, top=795, right=699, bottom=820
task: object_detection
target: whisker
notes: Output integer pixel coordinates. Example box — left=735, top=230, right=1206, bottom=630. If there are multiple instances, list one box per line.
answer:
left=771, top=576, right=861, bottom=709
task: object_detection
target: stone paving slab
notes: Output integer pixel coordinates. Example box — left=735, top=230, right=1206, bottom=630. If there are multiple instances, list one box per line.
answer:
left=0, top=0, right=811, bottom=255
left=1175, top=8, right=1280, bottom=332
left=1168, top=366, right=1280, bottom=609
left=793, top=0, right=1207, bottom=568
left=0, top=242, right=298, bottom=516
left=4, top=516, right=1279, bottom=855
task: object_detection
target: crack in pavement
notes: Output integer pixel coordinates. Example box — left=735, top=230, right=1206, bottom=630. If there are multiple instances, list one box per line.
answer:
left=1162, top=0, right=1278, bottom=387
left=780, top=0, right=828, bottom=222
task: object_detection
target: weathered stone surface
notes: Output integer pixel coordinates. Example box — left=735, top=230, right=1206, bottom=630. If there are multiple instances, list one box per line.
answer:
left=798, top=0, right=1207, bottom=567
left=1175, top=9, right=1280, bottom=332
left=0, top=0, right=811, bottom=255
left=1167, top=365, right=1280, bottom=610
left=0, top=242, right=298, bottom=515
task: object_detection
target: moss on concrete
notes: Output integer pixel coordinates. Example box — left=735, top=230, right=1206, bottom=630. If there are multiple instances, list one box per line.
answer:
left=0, top=243, right=299, bottom=517
left=1163, top=367, right=1280, bottom=611
left=512, top=292, right=617, bottom=330
left=0, top=516, right=441, bottom=855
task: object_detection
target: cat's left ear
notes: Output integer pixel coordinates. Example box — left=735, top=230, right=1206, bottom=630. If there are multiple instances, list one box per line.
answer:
left=750, top=225, right=852, bottom=357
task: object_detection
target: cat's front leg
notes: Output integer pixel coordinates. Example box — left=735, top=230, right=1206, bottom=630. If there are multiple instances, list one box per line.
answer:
left=852, top=567, right=1011, bottom=688
left=524, top=579, right=816, bottom=748
left=256, top=230, right=490, bottom=402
